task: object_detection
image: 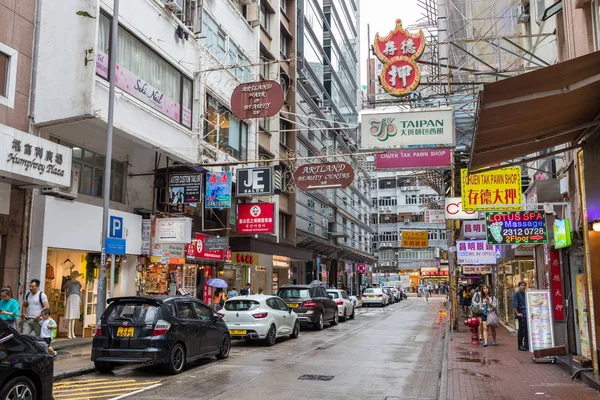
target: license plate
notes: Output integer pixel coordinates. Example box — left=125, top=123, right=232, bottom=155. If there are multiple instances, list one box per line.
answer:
left=116, top=327, right=134, bottom=337
left=230, top=329, right=247, bottom=335
left=288, top=303, right=299, bottom=308
left=368, top=296, right=375, bottom=298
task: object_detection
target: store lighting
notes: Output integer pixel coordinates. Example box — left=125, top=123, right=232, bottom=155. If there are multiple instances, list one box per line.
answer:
left=592, top=220, right=600, bottom=232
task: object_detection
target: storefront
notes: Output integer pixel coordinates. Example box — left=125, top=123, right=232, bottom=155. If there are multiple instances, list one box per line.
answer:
left=272, top=256, right=291, bottom=293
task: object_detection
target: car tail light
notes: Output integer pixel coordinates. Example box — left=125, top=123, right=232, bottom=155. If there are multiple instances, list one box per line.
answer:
left=302, top=300, right=318, bottom=308
left=217, top=312, right=225, bottom=318
left=336, top=300, right=344, bottom=306
left=252, top=312, right=268, bottom=319
left=152, top=320, right=171, bottom=336
left=95, top=327, right=103, bottom=337
left=377, top=294, right=383, bottom=298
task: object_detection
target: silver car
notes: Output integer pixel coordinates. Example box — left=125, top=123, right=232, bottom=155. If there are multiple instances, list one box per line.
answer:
left=362, top=288, right=388, bottom=307
left=327, top=289, right=355, bottom=321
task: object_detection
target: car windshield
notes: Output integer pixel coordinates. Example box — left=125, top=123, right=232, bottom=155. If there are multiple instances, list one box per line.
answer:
left=224, top=300, right=260, bottom=311
left=277, top=288, right=310, bottom=298
left=327, top=291, right=339, bottom=299
left=107, top=302, right=161, bottom=324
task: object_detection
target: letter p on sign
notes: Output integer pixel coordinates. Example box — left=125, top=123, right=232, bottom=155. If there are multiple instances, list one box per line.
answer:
left=109, top=216, right=123, bottom=238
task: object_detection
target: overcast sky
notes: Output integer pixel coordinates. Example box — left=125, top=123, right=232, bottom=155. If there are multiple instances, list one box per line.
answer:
left=359, top=0, right=422, bottom=86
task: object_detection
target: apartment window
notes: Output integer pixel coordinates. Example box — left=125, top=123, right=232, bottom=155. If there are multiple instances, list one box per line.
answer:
left=280, top=33, right=289, bottom=56
left=0, top=43, right=17, bottom=108
left=281, top=0, right=288, bottom=14
left=406, top=195, right=419, bottom=205
left=279, top=120, right=289, bottom=146
left=204, top=94, right=248, bottom=160
left=279, top=213, right=289, bottom=239
left=260, top=3, right=270, bottom=32
left=69, top=144, right=126, bottom=202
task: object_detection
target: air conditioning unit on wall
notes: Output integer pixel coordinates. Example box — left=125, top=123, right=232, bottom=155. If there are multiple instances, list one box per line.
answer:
left=163, top=0, right=183, bottom=12
left=41, top=170, right=79, bottom=200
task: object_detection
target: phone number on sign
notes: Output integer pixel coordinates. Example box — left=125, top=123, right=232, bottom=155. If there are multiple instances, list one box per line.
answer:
left=502, top=221, right=544, bottom=228
left=502, top=228, right=545, bottom=236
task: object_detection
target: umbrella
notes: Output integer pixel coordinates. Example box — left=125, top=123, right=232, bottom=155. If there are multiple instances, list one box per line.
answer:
left=206, top=278, right=228, bottom=289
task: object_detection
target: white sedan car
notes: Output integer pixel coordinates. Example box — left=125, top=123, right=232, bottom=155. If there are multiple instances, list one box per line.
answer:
left=362, top=288, right=388, bottom=307
left=327, top=289, right=355, bottom=321
left=219, top=295, right=299, bottom=346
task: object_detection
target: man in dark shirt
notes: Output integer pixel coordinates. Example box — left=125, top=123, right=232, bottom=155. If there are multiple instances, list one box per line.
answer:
left=512, top=281, right=529, bottom=351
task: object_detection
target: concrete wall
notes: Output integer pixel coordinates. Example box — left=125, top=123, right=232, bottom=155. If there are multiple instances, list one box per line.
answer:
left=556, top=0, right=595, bottom=61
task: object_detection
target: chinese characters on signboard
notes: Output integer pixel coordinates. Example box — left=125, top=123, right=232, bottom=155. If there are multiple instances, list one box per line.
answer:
left=205, top=172, right=232, bottom=209
left=373, top=19, right=425, bottom=96
left=237, top=203, right=275, bottom=234
left=462, top=220, right=486, bottom=239
left=526, top=290, right=554, bottom=351
left=461, top=167, right=522, bottom=211
left=169, top=173, right=202, bottom=204
left=424, top=210, right=445, bottom=224
left=486, top=211, right=547, bottom=245
left=456, top=240, right=497, bottom=264
left=401, top=231, right=429, bottom=248
left=549, top=250, right=564, bottom=321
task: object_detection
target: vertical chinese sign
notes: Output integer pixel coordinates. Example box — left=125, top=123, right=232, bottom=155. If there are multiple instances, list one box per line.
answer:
left=205, top=172, right=232, bottom=209
left=373, top=19, right=426, bottom=96
left=461, top=167, right=522, bottom=211
left=549, top=250, right=564, bottom=321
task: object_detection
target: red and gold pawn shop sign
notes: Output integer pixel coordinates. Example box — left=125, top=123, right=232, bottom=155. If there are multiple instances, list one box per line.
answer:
left=374, top=19, right=426, bottom=96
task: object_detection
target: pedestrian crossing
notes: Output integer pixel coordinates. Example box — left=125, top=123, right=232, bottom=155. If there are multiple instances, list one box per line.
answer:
left=53, top=378, right=162, bottom=400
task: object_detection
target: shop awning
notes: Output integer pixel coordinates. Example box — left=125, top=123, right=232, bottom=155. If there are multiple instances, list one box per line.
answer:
left=470, top=51, right=600, bottom=171
left=229, top=237, right=313, bottom=261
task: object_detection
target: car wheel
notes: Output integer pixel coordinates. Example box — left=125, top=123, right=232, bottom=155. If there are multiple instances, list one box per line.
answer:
left=315, top=312, right=324, bottom=330
left=265, top=325, right=277, bottom=346
left=290, top=321, right=300, bottom=339
left=350, top=306, right=355, bottom=319
left=216, top=334, right=231, bottom=359
left=330, top=311, right=339, bottom=326
left=0, top=376, right=36, bottom=400
left=94, top=360, right=117, bottom=373
left=165, top=343, right=186, bottom=375
left=341, top=308, right=347, bottom=322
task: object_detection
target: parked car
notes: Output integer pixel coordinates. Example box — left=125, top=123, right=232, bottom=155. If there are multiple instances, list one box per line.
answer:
left=382, top=288, right=395, bottom=304
left=92, top=296, right=231, bottom=375
left=0, top=319, right=54, bottom=400
left=383, top=286, right=401, bottom=302
left=326, top=289, right=355, bottom=321
left=219, top=295, right=299, bottom=345
left=277, top=283, right=338, bottom=330
left=362, top=288, right=388, bottom=307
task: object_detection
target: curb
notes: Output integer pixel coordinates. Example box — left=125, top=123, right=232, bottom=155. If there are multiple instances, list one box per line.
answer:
left=52, top=340, right=92, bottom=351
left=438, top=307, right=450, bottom=400
left=54, top=366, right=96, bottom=381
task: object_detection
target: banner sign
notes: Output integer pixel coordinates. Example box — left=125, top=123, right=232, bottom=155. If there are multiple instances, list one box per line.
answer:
left=375, top=148, right=451, bottom=169
left=154, top=217, right=192, bottom=244
left=204, top=237, right=229, bottom=251
left=236, top=167, right=273, bottom=196
left=456, top=240, right=497, bottom=264
left=230, top=81, right=284, bottom=120
left=549, top=250, right=564, bottom=321
left=553, top=218, right=572, bottom=249
left=424, top=210, right=445, bottom=224
left=294, top=162, right=354, bottom=191
left=525, top=290, right=555, bottom=351
left=462, top=265, right=492, bottom=275
left=445, top=197, right=479, bottom=220
left=205, top=172, right=232, bottom=209
left=360, top=109, right=454, bottom=149
left=237, top=203, right=276, bottom=234
left=486, top=211, right=547, bottom=245
left=401, top=231, right=429, bottom=248
left=185, top=233, right=225, bottom=261
left=169, top=173, right=202, bottom=204
left=461, top=167, right=522, bottom=211
left=462, top=220, right=486, bottom=239
left=141, top=220, right=151, bottom=255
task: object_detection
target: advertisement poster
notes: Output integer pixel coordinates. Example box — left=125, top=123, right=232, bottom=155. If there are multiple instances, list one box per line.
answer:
left=456, top=240, right=497, bottom=264
left=575, top=275, right=592, bottom=358
left=525, top=290, right=554, bottom=351
left=461, top=167, right=522, bottom=211
left=169, top=173, right=202, bottom=204
left=205, top=172, right=232, bottom=209
left=401, top=231, right=429, bottom=248
left=486, top=211, right=547, bottom=245
left=237, top=203, right=275, bottom=234
left=549, top=250, right=564, bottom=321
left=553, top=219, right=572, bottom=249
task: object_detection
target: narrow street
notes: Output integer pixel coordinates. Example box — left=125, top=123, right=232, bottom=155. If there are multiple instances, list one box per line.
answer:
left=54, top=297, right=446, bottom=400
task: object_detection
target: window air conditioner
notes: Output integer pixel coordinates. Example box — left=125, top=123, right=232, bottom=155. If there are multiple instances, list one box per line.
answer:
left=404, top=218, right=410, bottom=223
left=41, top=170, right=79, bottom=200
left=401, top=187, right=408, bottom=191
left=163, top=0, right=183, bottom=12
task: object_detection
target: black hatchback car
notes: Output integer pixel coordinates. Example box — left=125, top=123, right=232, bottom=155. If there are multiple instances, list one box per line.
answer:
left=277, top=283, right=338, bottom=330
left=92, top=296, right=230, bottom=374
left=0, top=319, right=54, bottom=400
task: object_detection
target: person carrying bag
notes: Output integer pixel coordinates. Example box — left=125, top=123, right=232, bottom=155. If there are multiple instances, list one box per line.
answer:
left=480, top=284, right=499, bottom=347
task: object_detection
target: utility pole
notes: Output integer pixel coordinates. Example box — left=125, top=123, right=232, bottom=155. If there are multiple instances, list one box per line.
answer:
left=449, top=149, right=459, bottom=331
left=98, top=0, right=119, bottom=324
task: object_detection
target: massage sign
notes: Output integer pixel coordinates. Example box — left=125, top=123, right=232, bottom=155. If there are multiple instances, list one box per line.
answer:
left=485, top=211, right=548, bottom=245
left=373, top=19, right=426, bottom=96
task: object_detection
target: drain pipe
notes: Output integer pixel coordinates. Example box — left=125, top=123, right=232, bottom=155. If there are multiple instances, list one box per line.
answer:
left=28, top=0, right=43, bottom=128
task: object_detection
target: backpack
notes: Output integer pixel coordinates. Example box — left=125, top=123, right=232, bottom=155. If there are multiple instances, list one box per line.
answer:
left=26, top=291, right=44, bottom=307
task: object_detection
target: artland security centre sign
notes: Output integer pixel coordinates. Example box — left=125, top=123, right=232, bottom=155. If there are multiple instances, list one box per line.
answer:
left=360, top=109, right=454, bottom=149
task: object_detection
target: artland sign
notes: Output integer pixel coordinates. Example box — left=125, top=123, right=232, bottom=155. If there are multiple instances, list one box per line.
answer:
left=461, top=167, right=522, bottom=211
left=486, top=211, right=547, bottom=245
left=375, top=148, right=451, bottom=169
left=293, top=162, right=354, bottom=191
left=373, top=19, right=426, bottom=95
left=360, top=109, right=454, bottom=149
left=0, top=125, right=72, bottom=187
left=230, top=81, right=284, bottom=120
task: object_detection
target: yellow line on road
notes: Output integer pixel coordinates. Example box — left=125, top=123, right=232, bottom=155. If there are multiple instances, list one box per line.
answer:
left=54, top=383, right=159, bottom=395
left=54, top=380, right=159, bottom=392
left=54, top=379, right=113, bottom=387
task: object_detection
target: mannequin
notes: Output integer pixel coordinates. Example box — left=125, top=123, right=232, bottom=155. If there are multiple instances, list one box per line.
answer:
left=63, top=271, right=82, bottom=339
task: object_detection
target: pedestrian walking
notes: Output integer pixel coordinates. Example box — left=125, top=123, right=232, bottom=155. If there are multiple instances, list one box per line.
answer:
left=214, top=288, right=225, bottom=311
left=479, top=284, right=498, bottom=347
left=240, top=283, right=251, bottom=296
left=227, top=287, right=239, bottom=299
left=0, top=287, right=19, bottom=329
left=423, top=285, right=430, bottom=301
left=22, top=279, right=49, bottom=336
left=471, top=286, right=484, bottom=340
left=512, top=281, right=529, bottom=351
left=462, top=286, right=472, bottom=317
left=257, top=288, right=263, bottom=294
left=40, top=309, right=57, bottom=359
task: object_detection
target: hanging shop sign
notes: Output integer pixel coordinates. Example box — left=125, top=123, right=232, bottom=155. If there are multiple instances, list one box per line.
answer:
left=230, top=81, right=285, bottom=120
left=357, top=264, right=367, bottom=273
left=293, top=162, right=354, bottom=191
left=461, top=220, right=486, bottom=239
left=231, top=252, right=259, bottom=267
left=525, top=290, right=555, bottom=351
left=204, top=237, right=229, bottom=251
left=154, top=243, right=185, bottom=264
left=462, top=265, right=492, bottom=275
left=553, top=218, right=572, bottom=249
left=444, top=197, right=478, bottom=220
left=186, top=233, right=225, bottom=261
left=0, top=125, right=72, bottom=187
left=154, top=217, right=192, bottom=244
left=236, top=167, right=273, bottom=196
left=424, top=209, right=445, bottom=224
left=485, top=211, right=547, bottom=245
left=169, top=173, right=202, bottom=204
left=456, top=240, right=497, bottom=265
left=549, top=250, right=564, bottom=321
left=401, top=231, right=429, bottom=248
left=237, top=203, right=276, bottom=234
left=461, top=167, right=522, bottom=211
left=373, top=19, right=426, bottom=96
left=141, top=219, right=151, bottom=255
left=375, top=148, right=452, bottom=169
left=205, top=172, right=232, bottom=209
left=360, top=109, right=454, bottom=149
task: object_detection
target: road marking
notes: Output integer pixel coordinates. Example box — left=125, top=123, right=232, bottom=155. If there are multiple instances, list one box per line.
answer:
left=53, top=378, right=161, bottom=400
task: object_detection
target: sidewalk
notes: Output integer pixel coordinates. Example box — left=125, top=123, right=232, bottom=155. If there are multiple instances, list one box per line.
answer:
left=52, top=338, right=95, bottom=380
left=444, top=324, right=600, bottom=399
